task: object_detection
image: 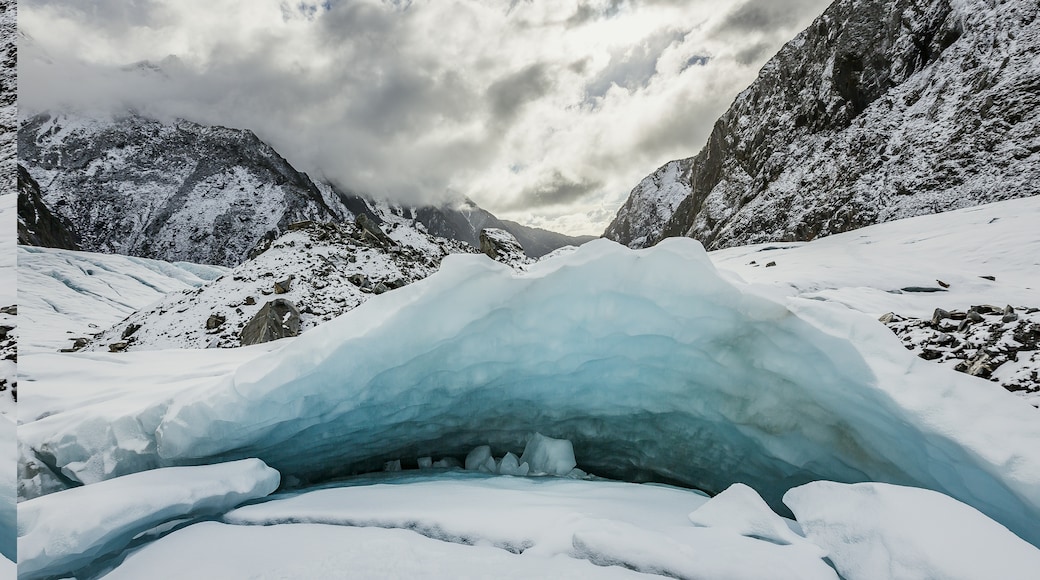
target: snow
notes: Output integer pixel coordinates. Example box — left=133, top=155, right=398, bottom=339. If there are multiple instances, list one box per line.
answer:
left=783, top=481, right=1040, bottom=580
left=105, top=473, right=835, bottom=580
left=17, top=245, right=225, bottom=354
left=688, top=483, right=820, bottom=555
left=20, top=235, right=1040, bottom=550
left=17, top=458, right=280, bottom=580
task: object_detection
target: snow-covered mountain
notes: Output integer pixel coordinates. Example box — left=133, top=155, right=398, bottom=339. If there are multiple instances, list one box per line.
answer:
left=18, top=112, right=591, bottom=266
left=605, top=0, right=1040, bottom=249
left=18, top=112, right=346, bottom=267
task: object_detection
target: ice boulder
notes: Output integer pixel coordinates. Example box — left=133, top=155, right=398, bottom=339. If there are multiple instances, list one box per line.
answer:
left=22, top=238, right=1040, bottom=546
left=783, top=481, right=1040, bottom=580
left=520, top=433, right=576, bottom=476
left=18, top=458, right=280, bottom=580
left=688, top=483, right=820, bottom=555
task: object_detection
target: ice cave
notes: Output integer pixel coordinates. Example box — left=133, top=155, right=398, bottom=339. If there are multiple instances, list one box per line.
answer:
left=23, top=238, right=1040, bottom=554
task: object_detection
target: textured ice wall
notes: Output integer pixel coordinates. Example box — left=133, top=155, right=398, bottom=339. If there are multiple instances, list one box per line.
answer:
left=25, top=239, right=1040, bottom=545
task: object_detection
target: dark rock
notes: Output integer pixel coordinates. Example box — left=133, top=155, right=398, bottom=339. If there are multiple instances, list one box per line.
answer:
left=108, top=342, right=129, bottom=353
left=764, top=261, right=777, bottom=268
left=936, top=279, right=950, bottom=288
left=17, top=165, right=81, bottom=250
left=901, top=287, right=946, bottom=293
left=479, top=228, right=529, bottom=267
left=979, top=275, right=996, bottom=281
left=966, top=310, right=984, bottom=323
left=347, top=274, right=368, bottom=287
left=121, top=323, right=141, bottom=339
left=240, top=299, right=301, bottom=346
left=0, top=305, right=14, bottom=316
left=356, top=214, right=394, bottom=247
left=878, top=312, right=897, bottom=323
left=244, top=296, right=256, bottom=306
left=931, top=308, right=951, bottom=325
left=274, top=276, right=293, bottom=294
left=972, top=304, right=1000, bottom=315
left=372, top=282, right=391, bottom=295
left=206, top=314, right=226, bottom=330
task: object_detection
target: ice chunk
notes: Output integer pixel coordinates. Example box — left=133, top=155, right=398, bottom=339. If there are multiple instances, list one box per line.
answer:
left=417, top=456, right=433, bottom=469
left=688, top=483, right=821, bottom=555
left=383, top=460, right=401, bottom=472
left=783, top=481, right=1040, bottom=580
left=18, top=458, right=280, bottom=580
left=520, top=433, right=577, bottom=476
left=433, top=457, right=462, bottom=469
left=465, top=446, right=492, bottom=472
left=498, top=452, right=521, bottom=475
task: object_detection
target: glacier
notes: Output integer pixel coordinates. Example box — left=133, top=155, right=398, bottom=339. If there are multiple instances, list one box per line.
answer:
left=21, top=236, right=1040, bottom=550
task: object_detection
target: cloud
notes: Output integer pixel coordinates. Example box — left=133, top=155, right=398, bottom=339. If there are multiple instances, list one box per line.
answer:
left=19, top=0, right=832, bottom=235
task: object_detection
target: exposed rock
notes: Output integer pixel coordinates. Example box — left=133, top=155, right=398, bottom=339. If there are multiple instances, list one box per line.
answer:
left=356, top=214, right=394, bottom=247
left=17, top=165, right=81, bottom=250
left=120, top=324, right=140, bottom=339
left=606, top=0, right=1040, bottom=250
left=205, top=314, right=226, bottom=330
left=479, top=228, right=530, bottom=268
left=108, top=342, right=129, bottom=353
left=273, top=276, right=293, bottom=294
left=239, top=299, right=301, bottom=346
left=886, top=305, right=1040, bottom=406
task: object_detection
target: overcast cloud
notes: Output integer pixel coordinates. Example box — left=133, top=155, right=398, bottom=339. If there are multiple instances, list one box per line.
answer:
left=19, top=0, right=831, bottom=235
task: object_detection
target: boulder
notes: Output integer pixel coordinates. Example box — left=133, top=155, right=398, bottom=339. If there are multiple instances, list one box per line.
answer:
left=479, top=228, right=529, bottom=267
left=240, top=299, right=301, bottom=346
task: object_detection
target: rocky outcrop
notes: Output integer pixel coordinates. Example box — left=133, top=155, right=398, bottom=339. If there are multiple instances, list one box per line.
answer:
left=606, top=0, right=1040, bottom=250
left=17, top=165, right=80, bottom=250
left=240, top=299, right=301, bottom=346
left=884, top=304, right=1040, bottom=406
left=82, top=216, right=475, bottom=352
left=479, top=228, right=530, bottom=268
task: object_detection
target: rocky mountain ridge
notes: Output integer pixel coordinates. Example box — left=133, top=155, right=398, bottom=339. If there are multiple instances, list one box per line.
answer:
left=605, top=0, right=1040, bottom=249
left=19, top=112, right=591, bottom=266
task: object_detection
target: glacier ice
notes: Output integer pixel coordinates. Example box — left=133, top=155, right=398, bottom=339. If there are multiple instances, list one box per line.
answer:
left=20, top=238, right=1040, bottom=547
left=18, top=458, right=279, bottom=580
left=519, top=433, right=576, bottom=476
left=783, top=481, right=1040, bottom=580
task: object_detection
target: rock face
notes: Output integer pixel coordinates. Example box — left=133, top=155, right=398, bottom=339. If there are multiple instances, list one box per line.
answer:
left=17, top=165, right=80, bottom=250
left=479, top=228, right=530, bottom=268
left=240, top=299, right=301, bottom=346
left=605, top=0, right=1040, bottom=249
left=18, top=113, right=346, bottom=267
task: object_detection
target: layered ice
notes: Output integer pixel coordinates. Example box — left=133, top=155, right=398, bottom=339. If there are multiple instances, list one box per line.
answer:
left=20, top=238, right=1040, bottom=547
left=18, top=458, right=279, bottom=580
left=784, top=481, right=1040, bottom=580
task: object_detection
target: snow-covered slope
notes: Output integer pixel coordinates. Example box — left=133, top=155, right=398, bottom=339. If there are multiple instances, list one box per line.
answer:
left=710, top=196, right=1040, bottom=405
left=18, top=246, right=224, bottom=354
left=83, top=207, right=474, bottom=352
left=606, top=0, right=1040, bottom=249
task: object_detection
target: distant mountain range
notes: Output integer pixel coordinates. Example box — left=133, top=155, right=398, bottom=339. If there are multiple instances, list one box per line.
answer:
left=18, top=112, right=592, bottom=267
left=605, top=0, right=1040, bottom=249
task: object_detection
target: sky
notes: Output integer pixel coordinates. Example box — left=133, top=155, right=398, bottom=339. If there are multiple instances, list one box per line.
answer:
left=19, top=0, right=832, bottom=236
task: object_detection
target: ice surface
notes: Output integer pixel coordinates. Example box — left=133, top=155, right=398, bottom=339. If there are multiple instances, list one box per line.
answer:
left=17, top=246, right=224, bottom=354
left=20, top=237, right=1040, bottom=547
left=0, top=416, right=14, bottom=563
left=520, top=433, right=577, bottom=476
left=688, top=483, right=820, bottom=555
left=218, top=473, right=835, bottom=579
left=784, top=481, right=1040, bottom=580
left=102, top=522, right=655, bottom=580
left=18, top=458, right=280, bottom=580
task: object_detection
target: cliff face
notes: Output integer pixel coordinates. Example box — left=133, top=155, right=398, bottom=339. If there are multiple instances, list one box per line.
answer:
left=606, top=0, right=1040, bottom=249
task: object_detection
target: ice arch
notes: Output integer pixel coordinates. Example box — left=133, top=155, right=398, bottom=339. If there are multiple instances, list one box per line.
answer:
left=31, top=239, right=1040, bottom=545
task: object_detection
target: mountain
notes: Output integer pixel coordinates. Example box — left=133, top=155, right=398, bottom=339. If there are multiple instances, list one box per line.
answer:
left=416, top=199, right=595, bottom=258
left=81, top=202, right=476, bottom=352
left=18, top=112, right=346, bottom=267
left=605, top=0, right=1040, bottom=249
left=18, top=112, right=589, bottom=265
